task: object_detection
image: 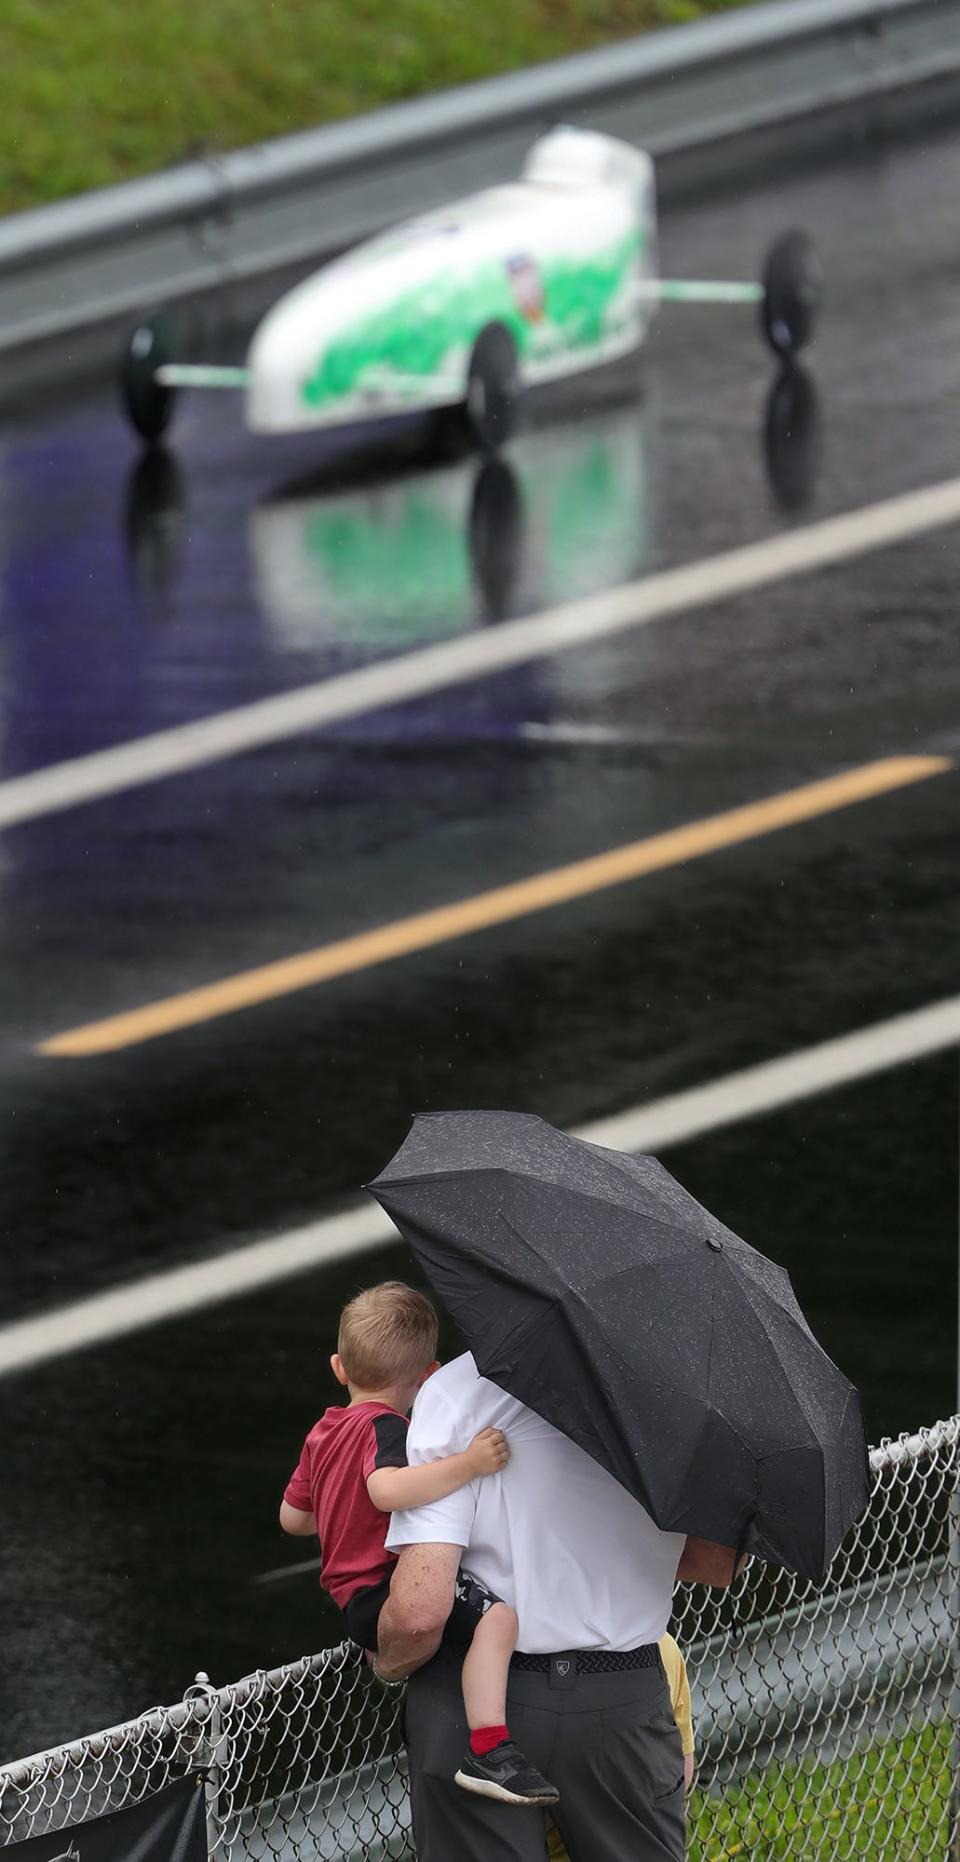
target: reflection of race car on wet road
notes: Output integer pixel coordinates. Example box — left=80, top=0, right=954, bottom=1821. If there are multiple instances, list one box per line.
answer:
left=248, top=403, right=651, bottom=646
left=122, top=126, right=821, bottom=453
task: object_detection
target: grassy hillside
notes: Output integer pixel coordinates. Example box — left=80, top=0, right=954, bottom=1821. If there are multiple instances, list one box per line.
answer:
left=689, top=1723, right=952, bottom=1860
left=1, top=0, right=760, bottom=214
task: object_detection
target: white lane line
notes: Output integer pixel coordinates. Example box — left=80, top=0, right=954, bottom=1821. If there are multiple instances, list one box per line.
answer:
left=2, top=991, right=959, bottom=1379
left=3, top=474, right=960, bottom=829
left=0, top=1203, right=397, bottom=1377
left=582, top=995, right=960, bottom=1153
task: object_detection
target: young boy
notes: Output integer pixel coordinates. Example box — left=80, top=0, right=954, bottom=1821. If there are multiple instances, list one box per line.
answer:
left=545, top=1630, right=695, bottom=1860
left=280, top=1280, right=559, bottom=1808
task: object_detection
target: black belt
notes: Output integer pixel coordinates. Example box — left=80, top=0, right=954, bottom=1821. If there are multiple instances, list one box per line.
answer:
left=512, top=1645, right=660, bottom=1675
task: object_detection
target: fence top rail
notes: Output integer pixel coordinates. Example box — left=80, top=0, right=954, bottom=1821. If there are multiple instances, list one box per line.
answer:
left=0, top=1410, right=956, bottom=1809
left=0, top=1644, right=352, bottom=1798
left=869, top=1414, right=959, bottom=1470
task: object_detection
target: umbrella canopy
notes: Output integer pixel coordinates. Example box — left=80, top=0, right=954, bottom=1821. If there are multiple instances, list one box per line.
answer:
left=369, top=1110, right=870, bottom=1582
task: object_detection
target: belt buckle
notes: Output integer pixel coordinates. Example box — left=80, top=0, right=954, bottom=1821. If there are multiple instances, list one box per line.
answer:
left=549, top=1653, right=577, bottom=1691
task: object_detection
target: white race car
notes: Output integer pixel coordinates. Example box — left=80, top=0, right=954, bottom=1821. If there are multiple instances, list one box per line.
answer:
left=121, top=126, right=821, bottom=452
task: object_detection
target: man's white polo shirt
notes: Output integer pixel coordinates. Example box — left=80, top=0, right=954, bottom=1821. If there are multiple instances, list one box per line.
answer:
left=385, top=1352, right=684, bottom=1654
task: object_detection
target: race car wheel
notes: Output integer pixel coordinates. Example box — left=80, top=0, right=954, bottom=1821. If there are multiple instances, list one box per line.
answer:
left=464, top=322, right=520, bottom=452
left=761, top=232, right=822, bottom=359
left=120, top=312, right=178, bottom=444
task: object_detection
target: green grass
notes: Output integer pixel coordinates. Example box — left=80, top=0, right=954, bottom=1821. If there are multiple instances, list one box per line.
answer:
left=0, top=0, right=760, bottom=215
left=688, top=1723, right=955, bottom=1860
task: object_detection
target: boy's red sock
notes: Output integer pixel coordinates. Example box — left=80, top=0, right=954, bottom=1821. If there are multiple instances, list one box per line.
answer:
left=470, top=1724, right=509, bottom=1757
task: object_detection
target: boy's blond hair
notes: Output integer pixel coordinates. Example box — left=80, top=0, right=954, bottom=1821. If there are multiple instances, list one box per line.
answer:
left=337, top=1282, right=438, bottom=1388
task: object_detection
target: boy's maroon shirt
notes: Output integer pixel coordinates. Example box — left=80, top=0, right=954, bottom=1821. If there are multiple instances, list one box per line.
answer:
left=284, top=1402, right=409, bottom=1609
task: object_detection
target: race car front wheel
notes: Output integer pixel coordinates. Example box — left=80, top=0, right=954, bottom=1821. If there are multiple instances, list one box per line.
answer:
left=761, top=232, right=822, bottom=358
left=463, top=323, right=520, bottom=451
left=120, top=312, right=178, bottom=444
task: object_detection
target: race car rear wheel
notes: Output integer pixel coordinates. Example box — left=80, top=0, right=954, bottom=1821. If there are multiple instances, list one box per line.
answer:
left=464, top=322, right=520, bottom=451
left=120, top=312, right=178, bottom=444
left=761, top=232, right=822, bottom=358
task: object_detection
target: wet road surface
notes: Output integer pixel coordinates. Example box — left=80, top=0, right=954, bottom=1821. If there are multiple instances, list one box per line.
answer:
left=1, top=126, right=959, bottom=1759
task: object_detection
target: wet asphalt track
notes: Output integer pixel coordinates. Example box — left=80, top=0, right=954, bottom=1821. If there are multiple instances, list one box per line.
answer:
left=1, top=126, right=959, bottom=1759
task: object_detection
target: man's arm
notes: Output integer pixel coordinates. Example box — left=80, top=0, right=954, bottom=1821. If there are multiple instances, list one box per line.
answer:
left=375, top=1543, right=462, bottom=1680
left=376, top=1368, right=478, bottom=1677
left=367, top=1427, right=507, bottom=1514
left=675, top=1537, right=748, bottom=1587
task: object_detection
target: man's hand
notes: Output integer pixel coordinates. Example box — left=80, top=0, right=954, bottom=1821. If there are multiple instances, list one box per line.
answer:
left=368, top=1429, right=509, bottom=1514
left=676, top=1537, right=748, bottom=1588
left=463, top=1427, right=509, bottom=1480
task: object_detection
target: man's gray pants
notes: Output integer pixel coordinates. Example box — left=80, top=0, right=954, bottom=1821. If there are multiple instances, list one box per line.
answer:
left=404, top=1645, right=686, bottom=1861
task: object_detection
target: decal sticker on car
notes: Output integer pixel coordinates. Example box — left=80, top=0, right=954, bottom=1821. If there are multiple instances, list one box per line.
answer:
left=506, top=254, right=546, bottom=322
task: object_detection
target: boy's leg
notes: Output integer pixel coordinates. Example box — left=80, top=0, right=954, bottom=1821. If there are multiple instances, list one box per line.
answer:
left=450, top=1577, right=557, bottom=1805
left=461, top=1599, right=517, bottom=1730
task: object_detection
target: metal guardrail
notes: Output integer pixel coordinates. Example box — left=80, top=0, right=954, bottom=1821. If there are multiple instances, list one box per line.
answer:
left=1, top=0, right=959, bottom=375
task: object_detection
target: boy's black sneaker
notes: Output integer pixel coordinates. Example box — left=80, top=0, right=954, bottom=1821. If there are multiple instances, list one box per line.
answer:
left=454, top=1740, right=559, bottom=1806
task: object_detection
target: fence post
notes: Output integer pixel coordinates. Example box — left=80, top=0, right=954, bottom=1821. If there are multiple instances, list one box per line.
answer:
left=948, top=1482, right=952, bottom=1862
left=183, top=1672, right=226, bottom=1857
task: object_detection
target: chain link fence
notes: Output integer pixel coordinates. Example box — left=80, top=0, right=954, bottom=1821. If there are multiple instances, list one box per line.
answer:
left=2, top=1415, right=957, bottom=1862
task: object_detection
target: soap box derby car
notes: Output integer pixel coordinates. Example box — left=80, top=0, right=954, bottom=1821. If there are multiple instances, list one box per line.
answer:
left=121, top=126, right=821, bottom=453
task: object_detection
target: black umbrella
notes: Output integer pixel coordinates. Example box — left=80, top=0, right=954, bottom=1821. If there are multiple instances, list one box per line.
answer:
left=369, top=1110, right=870, bottom=1582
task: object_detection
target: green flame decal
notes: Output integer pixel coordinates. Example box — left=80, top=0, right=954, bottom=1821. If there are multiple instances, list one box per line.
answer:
left=301, top=228, right=643, bottom=409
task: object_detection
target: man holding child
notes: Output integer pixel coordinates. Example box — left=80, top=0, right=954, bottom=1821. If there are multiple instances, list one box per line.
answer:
left=283, top=1280, right=732, bottom=1860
